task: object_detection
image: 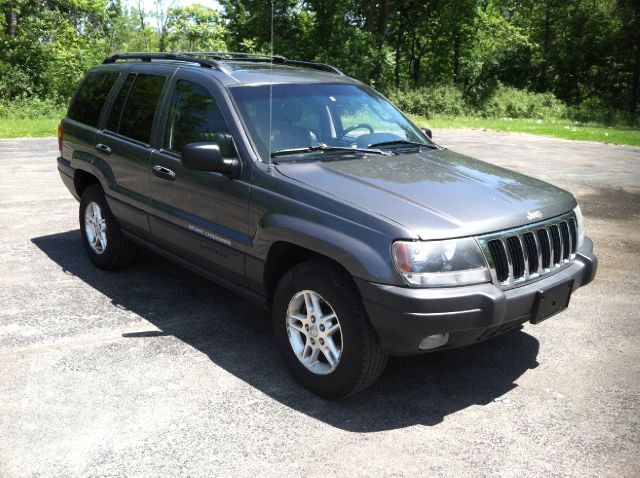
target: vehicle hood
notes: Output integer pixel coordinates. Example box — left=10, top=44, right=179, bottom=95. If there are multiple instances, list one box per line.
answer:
left=274, top=148, right=577, bottom=240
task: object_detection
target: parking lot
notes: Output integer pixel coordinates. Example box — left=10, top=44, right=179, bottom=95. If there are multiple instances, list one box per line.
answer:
left=1, top=131, right=638, bottom=477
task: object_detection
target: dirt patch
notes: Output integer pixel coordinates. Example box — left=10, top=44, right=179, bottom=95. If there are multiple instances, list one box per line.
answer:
left=579, top=187, right=640, bottom=221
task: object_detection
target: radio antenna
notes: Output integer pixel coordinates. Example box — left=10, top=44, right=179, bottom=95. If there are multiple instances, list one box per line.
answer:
left=267, top=0, right=274, bottom=174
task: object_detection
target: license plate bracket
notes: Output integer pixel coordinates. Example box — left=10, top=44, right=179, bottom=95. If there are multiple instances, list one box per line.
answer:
left=530, top=280, right=574, bottom=324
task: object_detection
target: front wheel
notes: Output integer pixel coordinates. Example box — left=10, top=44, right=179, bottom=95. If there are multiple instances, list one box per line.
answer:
left=272, top=260, right=387, bottom=399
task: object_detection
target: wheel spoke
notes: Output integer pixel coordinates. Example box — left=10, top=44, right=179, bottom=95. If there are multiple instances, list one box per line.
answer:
left=321, top=346, right=338, bottom=369
left=301, top=344, right=313, bottom=361
left=99, top=232, right=107, bottom=250
left=326, top=336, right=341, bottom=360
left=310, top=293, right=322, bottom=316
left=303, top=292, right=313, bottom=316
left=320, top=312, right=336, bottom=323
left=287, top=319, right=306, bottom=334
left=307, top=347, right=320, bottom=366
left=324, top=321, right=340, bottom=336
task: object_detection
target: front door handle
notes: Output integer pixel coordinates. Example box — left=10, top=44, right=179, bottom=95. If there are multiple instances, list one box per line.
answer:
left=152, top=164, right=176, bottom=181
left=95, top=143, right=112, bottom=154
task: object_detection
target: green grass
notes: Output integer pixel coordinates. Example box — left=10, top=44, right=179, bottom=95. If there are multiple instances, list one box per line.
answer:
left=410, top=115, right=640, bottom=147
left=0, top=117, right=61, bottom=138
left=1, top=114, right=639, bottom=148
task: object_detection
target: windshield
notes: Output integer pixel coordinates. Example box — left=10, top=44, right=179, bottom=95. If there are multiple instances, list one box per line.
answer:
left=229, top=83, right=432, bottom=160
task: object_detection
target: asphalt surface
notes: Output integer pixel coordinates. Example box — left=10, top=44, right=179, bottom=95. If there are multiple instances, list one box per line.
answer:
left=1, top=131, right=638, bottom=477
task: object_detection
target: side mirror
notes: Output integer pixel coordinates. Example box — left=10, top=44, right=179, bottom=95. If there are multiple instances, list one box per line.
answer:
left=422, top=127, right=433, bottom=139
left=181, top=143, right=241, bottom=179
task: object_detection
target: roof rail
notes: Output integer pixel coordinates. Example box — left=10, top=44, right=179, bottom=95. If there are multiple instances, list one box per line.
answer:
left=102, top=52, right=227, bottom=72
left=283, top=59, right=343, bottom=75
left=181, top=52, right=343, bottom=75
left=102, top=52, right=344, bottom=76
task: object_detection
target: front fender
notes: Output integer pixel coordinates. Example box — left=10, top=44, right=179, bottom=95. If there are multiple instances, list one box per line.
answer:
left=253, top=212, right=399, bottom=284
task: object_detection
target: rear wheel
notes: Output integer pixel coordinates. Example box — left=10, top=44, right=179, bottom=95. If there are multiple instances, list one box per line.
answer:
left=79, top=184, right=137, bottom=269
left=272, top=260, right=387, bottom=399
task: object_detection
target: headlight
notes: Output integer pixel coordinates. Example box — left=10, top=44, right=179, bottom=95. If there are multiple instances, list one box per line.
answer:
left=392, top=238, right=490, bottom=287
left=573, top=205, right=585, bottom=249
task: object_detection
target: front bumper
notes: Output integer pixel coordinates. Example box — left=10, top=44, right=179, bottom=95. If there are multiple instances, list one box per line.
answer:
left=357, top=237, right=597, bottom=355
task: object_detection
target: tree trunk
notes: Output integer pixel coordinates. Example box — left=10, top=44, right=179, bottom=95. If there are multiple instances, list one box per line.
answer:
left=631, top=4, right=640, bottom=118
left=394, top=5, right=406, bottom=89
left=371, top=0, right=389, bottom=85
left=453, top=29, right=461, bottom=82
left=4, top=2, right=17, bottom=38
left=539, top=1, right=552, bottom=91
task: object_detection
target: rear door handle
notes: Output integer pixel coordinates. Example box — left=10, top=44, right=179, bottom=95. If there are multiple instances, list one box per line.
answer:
left=152, top=164, right=176, bottom=181
left=94, top=143, right=111, bottom=154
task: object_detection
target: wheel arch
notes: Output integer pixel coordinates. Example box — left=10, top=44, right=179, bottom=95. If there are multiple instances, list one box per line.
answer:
left=257, top=214, right=398, bottom=305
left=74, top=169, right=101, bottom=197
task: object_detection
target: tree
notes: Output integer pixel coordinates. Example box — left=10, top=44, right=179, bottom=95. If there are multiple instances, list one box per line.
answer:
left=165, top=4, right=226, bottom=52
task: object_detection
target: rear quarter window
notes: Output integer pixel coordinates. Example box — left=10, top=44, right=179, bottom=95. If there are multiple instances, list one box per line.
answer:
left=117, top=74, right=166, bottom=144
left=68, top=72, right=119, bottom=127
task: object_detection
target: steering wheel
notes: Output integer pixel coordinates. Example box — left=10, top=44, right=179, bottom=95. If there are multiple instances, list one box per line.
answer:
left=341, top=123, right=374, bottom=138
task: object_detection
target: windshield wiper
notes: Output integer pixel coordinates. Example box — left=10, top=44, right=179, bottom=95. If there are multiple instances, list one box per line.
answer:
left=271, top=144, right=392, bottom=158
left=367, top=139, right=439, bottom=149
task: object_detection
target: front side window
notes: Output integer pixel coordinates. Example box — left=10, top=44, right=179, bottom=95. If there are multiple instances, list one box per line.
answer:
left=230, top=83, right=431, bottom=160
left=163, top=80, right=235, bottom=156
left=116, top=74, right=165, bottom=144
left=68, top=71, right=119, bottom=127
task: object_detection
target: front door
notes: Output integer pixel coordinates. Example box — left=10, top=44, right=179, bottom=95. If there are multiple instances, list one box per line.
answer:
left=148, top=75, right=251, bottom=285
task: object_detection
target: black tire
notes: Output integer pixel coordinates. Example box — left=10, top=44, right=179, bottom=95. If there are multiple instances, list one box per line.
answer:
left=79, top=184, right=137, bottom=270
left=272, top=259, right=388, bottom=399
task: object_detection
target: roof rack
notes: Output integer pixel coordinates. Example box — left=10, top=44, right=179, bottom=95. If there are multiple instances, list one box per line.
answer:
left=103, top=52, right=227, bottom=71
left=103, top=52, right=344, bottom=76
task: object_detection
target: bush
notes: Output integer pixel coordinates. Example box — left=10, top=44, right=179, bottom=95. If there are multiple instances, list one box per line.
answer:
left=479, top=86, right=568, bottom=119
left=387, top=84, right=569, bottom=120
left=387, top=85, right=468, bottom=118
left=0, top=96, right=66, bottom=119
left=569, top=97, right=623, bottom=125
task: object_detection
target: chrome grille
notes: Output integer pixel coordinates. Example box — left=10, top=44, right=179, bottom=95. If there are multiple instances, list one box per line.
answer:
left=477, top=212, right=578, bottom=289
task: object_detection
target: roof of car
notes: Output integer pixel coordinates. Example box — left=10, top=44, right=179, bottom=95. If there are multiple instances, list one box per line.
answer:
left=100, top=52, right=359, bottom=86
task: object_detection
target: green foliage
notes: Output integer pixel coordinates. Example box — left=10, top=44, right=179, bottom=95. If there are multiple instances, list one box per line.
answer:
left=165, top=5, right=226, bottom=52
left=0, top=0, right=638, bottom=129
left=480, top=87, right=568, bottom=120
left=0, top=96, right=66, bottom=119
left=412, top=116, right=640, bottom=148
left=388, top=85, right=468, bottom=118
left=389, top=85, right=568, bottom=121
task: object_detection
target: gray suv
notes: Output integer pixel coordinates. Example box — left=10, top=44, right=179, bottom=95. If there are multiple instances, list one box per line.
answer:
left=57, top=52, right=597, bottom=399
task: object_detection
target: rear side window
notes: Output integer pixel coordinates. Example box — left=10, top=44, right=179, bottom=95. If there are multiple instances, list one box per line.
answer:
left=163, top=80, right=234, bottom=156
left=68, top=72, right=119, bottom=127
left=114, top=74, right=165, bottom=144
left=106, top=74, right=135, bottom=132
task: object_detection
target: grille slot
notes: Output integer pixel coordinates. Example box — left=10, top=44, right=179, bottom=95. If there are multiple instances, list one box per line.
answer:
left=568, top=218, right=577, bottom=254
left=537, top=228, right=551, bottom=269
left=507, top=236, right=525, bottom=279
left=550, top=224, right=562, bottom=264
left=559, top=221, right=571, bottom=260
left=488, top=240, right=509, bottom=283
left=479, top=212, right=577, bottom=289
left=522, top=232, right=539, bottom=274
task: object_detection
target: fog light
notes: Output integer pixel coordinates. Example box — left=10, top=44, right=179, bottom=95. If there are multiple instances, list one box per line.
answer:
left=418, top=333, right=449, bottom=350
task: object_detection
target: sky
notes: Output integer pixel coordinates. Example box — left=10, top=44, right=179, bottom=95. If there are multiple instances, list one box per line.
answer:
left=126, top=0, right=222, bottom=14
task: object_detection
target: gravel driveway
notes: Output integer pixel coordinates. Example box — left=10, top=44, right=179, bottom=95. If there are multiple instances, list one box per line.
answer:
left=1, top=131, right=638, bottom=477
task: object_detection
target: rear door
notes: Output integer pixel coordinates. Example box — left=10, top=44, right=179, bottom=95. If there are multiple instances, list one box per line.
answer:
left=148, top=72, right=251, bottom=284
left=94, top=70, right=169, bottom=233
left=63, top=70, right=120, bottom=172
